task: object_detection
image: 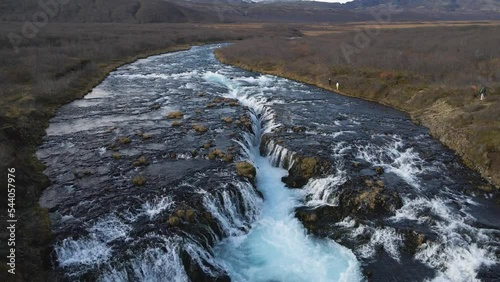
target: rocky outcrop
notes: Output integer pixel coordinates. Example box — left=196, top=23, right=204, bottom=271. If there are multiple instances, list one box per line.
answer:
left=236, top=162, right=257, bottom=180
left=296, top=177, right=402, bottom=234
left=282, top=156, right=331, bottom=188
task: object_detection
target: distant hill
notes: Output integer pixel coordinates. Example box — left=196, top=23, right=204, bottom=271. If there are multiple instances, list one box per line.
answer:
left=0, top=0, right=498, bottom=23
left=345, top=0, right=500, bottom=13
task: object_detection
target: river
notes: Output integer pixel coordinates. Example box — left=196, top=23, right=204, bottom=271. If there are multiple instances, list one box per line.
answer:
left=37, top=44, right=499, bottom=281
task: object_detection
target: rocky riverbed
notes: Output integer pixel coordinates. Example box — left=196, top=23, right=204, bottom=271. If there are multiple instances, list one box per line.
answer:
left=38, top=44, right=500, bottom=281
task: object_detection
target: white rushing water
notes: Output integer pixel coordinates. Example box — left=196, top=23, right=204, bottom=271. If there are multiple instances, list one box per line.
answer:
left=203, top=71, right=363, bottom=282
left=46, top=46, right=499, bottom=281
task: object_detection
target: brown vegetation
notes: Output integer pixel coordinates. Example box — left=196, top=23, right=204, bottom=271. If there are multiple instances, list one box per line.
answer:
left=236, top=161, right=257, bottom=180
left=132, top=175, right=147, bottom=186
left=166, top=111, right=184, bottom=119
left=216, top=23, right=500, bottom=187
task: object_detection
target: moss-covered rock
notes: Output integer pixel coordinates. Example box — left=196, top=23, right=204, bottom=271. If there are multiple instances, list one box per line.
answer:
left=132, top=175, right=146, bottom=186
left=236, top=162, right=256, bottom=179
left=171, top=121, right=183, bottom=127
left=208, top=149, right=225, bottom=160
left=282, top=156, right=330, bottom=188
left=118, top=136, right=131, bottom=144
left=166, top=111, right=184, bottom=119
left=185, top=209, right=196, bottom=223
left=168, top=216, right=180, bottom=226
left=223, top=154, right=234, bottom=162
left=375, top=166, right=385, bottom=175
left=192, top=124, right=208, bottom=133
left=203, top=142, right=213, bottom=149
left=133, top=156, right=149, bottom=166
left=222, top=117, right=233, bottom=123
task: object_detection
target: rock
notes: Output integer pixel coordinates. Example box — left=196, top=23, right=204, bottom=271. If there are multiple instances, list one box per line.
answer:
left=239, top=116, right=252, bottom=131
left=339, top=184, right=402, bottom=218
left=282, top=156, right=330, bottom=188
left=142, top=133, right=153, bottom=140
left=168, top=216, right=180, bottom=226
left=176, top=209, right=186, bottom=219
left=132, top=175, right=146, bottom=186
left=166, top=111, right=184, bottom=119
left=375, top=180, right=385, bottom=188
left=180, top=250, right=230, bottom=282
left=292, top=126, right=306, bottom=133
left=112, top=152, right=121, bottom=160
left=375, top=166, right=385, bottom=175
left=192, top=124, right=208, bottom=133
left=223, top=154, right=234, bottom=162
left=208, top=149, right=225, bottom=160
left=172, top=121, right=183, bottom=127
left=404, top=230, right=427, bottom=254
left=222, top=117, right=233, bottom=123
left=118, top=137, right=131, bottom=144
left=185, top=209, right=196, bottom=223
left=133, top=156, right=149, bottom=166
left=150, top=104, right=161, bottom=110
left=235, top=162, right=256, bottom=179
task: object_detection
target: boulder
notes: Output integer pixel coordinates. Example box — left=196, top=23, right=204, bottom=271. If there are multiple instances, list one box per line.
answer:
left=235, top=162, right=256, bottom=180
left=282, top=156, right=330, bottom=188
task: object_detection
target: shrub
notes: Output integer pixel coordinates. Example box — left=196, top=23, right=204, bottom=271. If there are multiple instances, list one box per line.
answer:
left=192, top=124, right=207, bottom=133
left=132, top=175, right=146, bottom=186
left=166, top=111, right=184, bottom=119
left=118, top=137, right=131, bottom=144
left=236, top=162, right=256, bottom=179
left=132, top=156, right=149, bottom=166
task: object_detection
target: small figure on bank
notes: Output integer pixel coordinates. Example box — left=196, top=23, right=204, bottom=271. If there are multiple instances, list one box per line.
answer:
left=328, top=77, right=332, bottom=86
left=480, top=86, right=487, bottom=100
left=336, top=82, right=340, bottom=91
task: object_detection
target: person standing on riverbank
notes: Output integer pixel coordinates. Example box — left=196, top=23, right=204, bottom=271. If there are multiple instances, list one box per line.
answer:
left=336, top=81, right=339, bottom=91
left=480, top=86, right=487, bottom=100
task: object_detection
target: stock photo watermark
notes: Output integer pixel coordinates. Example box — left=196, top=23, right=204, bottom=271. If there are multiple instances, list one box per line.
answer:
left=8, top=0, right=70, bottom=54
left=6, top=167, right=17, bottom=275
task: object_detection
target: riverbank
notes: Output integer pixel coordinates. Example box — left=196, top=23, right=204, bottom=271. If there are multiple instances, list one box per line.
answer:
left=214, top=24, right=500, bottom=190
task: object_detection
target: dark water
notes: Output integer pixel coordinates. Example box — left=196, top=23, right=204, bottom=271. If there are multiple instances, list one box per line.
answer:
left=38, top=44, right=499, bottom=281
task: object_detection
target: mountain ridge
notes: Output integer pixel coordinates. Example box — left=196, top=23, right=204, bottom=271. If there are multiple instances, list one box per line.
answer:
left=0, top=0, right=498, bottom=23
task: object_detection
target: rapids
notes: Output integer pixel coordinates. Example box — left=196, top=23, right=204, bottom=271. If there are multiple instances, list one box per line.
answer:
left=37, top=44, right=499, bottom=281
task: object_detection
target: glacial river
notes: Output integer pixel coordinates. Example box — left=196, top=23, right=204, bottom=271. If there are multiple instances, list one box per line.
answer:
left=38, top=44, right=499, bottom=281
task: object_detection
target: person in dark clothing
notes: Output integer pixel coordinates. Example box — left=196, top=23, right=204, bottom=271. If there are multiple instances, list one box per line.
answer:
left=328, top=78, right=332, bottom=86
